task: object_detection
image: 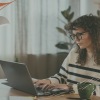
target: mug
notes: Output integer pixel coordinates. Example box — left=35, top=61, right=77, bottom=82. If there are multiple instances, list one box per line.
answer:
left=77, top=82, right=96, bottom=100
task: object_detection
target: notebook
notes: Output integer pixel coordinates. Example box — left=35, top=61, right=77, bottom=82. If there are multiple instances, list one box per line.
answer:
left=0, top=60, right=69, bottom=96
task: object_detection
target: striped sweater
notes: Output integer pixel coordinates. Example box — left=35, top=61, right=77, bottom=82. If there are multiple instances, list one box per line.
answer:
left=49, top=48, right=100, bottom=96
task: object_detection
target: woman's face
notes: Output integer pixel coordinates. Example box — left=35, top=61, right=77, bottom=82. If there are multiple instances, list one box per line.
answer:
left=72, top=28, right=92, bottom=51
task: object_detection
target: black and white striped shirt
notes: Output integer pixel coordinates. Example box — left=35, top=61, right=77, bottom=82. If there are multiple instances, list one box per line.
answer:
left=49, top=48, right=100, bottom=96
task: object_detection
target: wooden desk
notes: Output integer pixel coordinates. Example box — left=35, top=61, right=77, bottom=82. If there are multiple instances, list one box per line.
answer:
left=0, top=79, right=100, bottom=100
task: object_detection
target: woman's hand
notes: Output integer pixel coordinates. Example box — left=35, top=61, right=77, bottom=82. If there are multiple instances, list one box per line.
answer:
left=33, top=79, right=51, bottom=88
left=53, top=84, right=69, bottom=90
left=33, top=79, right=71, bottom=92
left=45, top=84, right=69, bottom=90
left=41, top=83, right=70, bottom=91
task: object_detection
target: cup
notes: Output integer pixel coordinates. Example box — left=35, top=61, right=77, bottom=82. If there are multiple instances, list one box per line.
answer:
left=77, top=82, right=96, bottom=100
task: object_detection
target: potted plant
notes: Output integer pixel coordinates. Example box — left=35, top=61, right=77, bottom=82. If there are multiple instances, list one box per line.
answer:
left=55, top=6, right=75, bottom=66
left=56, top=6, right=74, bottom=52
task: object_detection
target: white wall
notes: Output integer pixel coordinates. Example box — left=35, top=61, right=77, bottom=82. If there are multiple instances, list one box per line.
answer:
left=80, top=0, right=99, bottom=16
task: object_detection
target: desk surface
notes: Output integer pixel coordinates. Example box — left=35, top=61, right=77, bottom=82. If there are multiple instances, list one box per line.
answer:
left=0, top=79, right=100, bottom=100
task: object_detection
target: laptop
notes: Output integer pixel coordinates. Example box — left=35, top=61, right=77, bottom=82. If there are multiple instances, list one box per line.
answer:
left=0, top=60, right=69, bottom=96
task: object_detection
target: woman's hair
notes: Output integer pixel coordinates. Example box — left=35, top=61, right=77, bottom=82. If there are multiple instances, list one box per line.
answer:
left=68, top=14, right=100, bottom=65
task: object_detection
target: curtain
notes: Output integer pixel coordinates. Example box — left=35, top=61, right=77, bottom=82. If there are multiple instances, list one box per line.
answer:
left=0, top=0, right=99, bottom=78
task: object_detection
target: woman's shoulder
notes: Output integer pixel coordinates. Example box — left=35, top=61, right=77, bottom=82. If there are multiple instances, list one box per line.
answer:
left=67, top=47, right=78, bottom=60
left=62, top=47, right=78, bottom=65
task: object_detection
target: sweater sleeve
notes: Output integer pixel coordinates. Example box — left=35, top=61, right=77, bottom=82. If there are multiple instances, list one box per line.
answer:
left=48, top=48, right=75, bottom=84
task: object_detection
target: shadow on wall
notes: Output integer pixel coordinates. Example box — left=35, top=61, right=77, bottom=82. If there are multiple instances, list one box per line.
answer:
left=26, top=52, right=68, bottom=79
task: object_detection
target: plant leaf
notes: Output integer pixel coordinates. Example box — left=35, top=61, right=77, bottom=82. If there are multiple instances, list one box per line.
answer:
left=56, top=27, right=67, bottom=35
left=55, top=42, right=73, bottom=50
left=61, top=6, right=71, bottom=19
left=61, top=10, right=69, bottom=21
left=66, top=6, right=71, bottom=14
left=55, top=42, right=68, bottom=50
left=61, top=6, right=74, bottom=22
left=68, top=12, right=74, bottom=22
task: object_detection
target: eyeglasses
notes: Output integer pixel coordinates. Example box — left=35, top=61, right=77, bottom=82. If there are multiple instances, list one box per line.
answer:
left=70, top=32, right=87, bottom=40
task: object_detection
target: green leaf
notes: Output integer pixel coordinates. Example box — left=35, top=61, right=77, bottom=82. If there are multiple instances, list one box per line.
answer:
left=55, top=42, right=74, bottom=50
left=61, top=10, right=69, bottom=20
left=55, top=42, right=73, bottom=50
left=66, top=6, right=71, bottom=14
left=68, top=12, right=74, bottom=22
left=56, top=27, right=67, bottom=35
left=55, top=42, right=68, bottom=50
left=61, top=6, right=74, bottom=22
left=61, top=6, right=71, bottom=18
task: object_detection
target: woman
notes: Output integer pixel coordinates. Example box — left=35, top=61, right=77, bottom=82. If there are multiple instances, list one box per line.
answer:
left=34, top=14, right=100, bottom=96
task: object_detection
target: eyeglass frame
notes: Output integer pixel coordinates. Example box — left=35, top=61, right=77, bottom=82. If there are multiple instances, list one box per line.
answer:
left=70, top=31, right=87, bottom=40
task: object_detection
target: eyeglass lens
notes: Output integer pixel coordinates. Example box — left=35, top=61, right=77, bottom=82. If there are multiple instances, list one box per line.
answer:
left=70, top=32, right=86, bottom=40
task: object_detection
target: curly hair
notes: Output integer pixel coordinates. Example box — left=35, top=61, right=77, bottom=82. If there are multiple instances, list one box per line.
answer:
left=68, top=14, right=100, bottom=66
